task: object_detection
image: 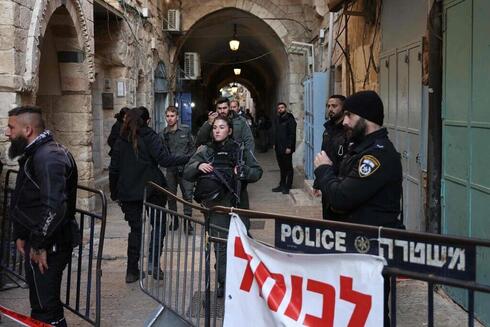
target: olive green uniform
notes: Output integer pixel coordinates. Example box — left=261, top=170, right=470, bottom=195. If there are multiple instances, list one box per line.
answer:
left=183, top=139, right=262, bottom=286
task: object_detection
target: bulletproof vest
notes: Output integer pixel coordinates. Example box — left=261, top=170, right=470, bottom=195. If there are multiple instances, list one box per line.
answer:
left=211, top=141, right=238, bottom=174
left=194, top=141, right=239, bottom=204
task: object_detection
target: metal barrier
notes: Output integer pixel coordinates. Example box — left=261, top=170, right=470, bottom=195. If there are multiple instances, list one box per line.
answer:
left=140, top=182, right=225, bottom=327
left=0, top=169, right=107, bottom=326
left=141, top=181, right=490, bottom=327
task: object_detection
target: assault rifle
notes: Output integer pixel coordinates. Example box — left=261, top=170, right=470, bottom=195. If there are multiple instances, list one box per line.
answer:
left=234, top=142, right=246, bottom=207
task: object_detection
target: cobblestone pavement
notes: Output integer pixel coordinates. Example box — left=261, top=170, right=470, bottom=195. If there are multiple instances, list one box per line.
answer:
left=0, top=151, right=484, bottom=326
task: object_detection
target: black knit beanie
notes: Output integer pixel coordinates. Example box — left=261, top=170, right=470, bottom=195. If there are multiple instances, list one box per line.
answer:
left=343, top=90, right=384, bottom=126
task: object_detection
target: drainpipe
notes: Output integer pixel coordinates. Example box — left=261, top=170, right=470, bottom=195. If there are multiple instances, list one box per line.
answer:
left=427, top=0, right=443, bottom=234
left=325, top=12, right=335, bottom=96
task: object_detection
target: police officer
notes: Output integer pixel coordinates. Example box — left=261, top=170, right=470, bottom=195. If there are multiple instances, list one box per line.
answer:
left=184, top=116, right=263, bottom=297
left=160, top=106, right=195, bottom=234
left=313, top=90, right=403, bottom=326
left=6, top=106, right=79, bottom=327
left=313, top=94, right=348, bottom=220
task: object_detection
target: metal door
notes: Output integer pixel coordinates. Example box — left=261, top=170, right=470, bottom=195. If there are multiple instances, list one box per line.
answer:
left=380, top=41, right=425, bottom=232
left=154, top=62, right=169, bottom=133
left=442, top=0, right=490, bottom=323
left=304, top=72, right=327, bottom=180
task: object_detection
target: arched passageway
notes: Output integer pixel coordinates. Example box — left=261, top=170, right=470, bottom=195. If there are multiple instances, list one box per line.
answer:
left=175, top=8, right=289, bottom=132
left=35, top=4, right=93, bottom=186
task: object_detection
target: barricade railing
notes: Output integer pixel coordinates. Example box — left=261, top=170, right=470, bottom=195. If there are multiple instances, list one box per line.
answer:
left=0, top=169, right=107, bottom=326
left=141, top=181, right=490, bottom=327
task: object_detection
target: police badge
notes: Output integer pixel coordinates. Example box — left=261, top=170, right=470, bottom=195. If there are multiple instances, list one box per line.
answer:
left=358, top=155, right=380, bottom=177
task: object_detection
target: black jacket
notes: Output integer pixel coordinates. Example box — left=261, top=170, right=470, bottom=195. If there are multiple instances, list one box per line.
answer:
left=107, top=120, right=123, bottom=156
left=313, top=119, right=348, bottom=190
left=109, top=126, right=189, bottom=202
left=11, top=131, right=78, bottom=250
left=314, top=128, right=403, bottom=227
left=274, top=112, right=297, bottom=154
left=321, top=119, right=348, bottom=171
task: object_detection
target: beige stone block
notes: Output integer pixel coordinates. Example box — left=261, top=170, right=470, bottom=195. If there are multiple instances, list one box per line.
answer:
left=242, top=0, right=255, bottom=12
left=14, top=28, right=28, bottom=51
left=53, top=94, right=91, bottom=113
left=57, top=131, right=92, bottom=147
left=0, top=49, right=16, bottom=75
left=59, top=63, right=90, bottom=92
left=0, top=26, right=14, bottom=50
left=0, top=1, right=16, bottom=26
left=51, top=112, right=93, bottom=132
left=235, top=0, right=245, bottom=9
left=15, top=4, right=32, bottom=30
left=0, top=92, right=19, bottom=117
left=77, top=161, right=94, bottom=181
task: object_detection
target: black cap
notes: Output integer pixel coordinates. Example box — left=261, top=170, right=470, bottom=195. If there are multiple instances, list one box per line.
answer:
left=344, top=90, right=384, bottom=126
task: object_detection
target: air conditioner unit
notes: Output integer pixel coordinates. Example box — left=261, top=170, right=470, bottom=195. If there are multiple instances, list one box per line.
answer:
left=166, top=9, right=180, bottom=31
left=183, top=52, right=201, bottom=80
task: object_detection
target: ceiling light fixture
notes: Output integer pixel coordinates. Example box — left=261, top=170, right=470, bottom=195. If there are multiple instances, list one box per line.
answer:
left=229, top=24, right=240, bottom=51
left=231, top=82, right=238, bottom=94
left=234, top=68, right=241, bottom=75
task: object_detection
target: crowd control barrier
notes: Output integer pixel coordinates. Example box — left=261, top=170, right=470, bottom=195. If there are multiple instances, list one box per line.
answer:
left=0, top=169, right=107, bottom=326
left=140, top=181, right=490, bottom=327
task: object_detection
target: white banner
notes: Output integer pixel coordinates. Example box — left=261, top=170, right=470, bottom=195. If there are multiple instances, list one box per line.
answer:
left=223, top=214, right=386, bottom=327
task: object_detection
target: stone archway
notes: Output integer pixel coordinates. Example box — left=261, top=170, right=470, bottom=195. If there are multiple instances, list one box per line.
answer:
left=34, top=4, right=93, bottom=188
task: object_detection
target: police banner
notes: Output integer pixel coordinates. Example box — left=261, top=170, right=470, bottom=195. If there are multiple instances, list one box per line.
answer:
left=275, top=219, right=476, bottom=281
left=224, top=214, right=386, bottom=327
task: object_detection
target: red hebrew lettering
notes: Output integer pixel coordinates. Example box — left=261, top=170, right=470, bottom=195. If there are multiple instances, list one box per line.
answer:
left=284, top=275, right=303, bottom=321
left=234, top=236, right=254, bottom=291
left=339, top=276, right=372, bottom=327
left=234, top=236, right=287, bottom=311
left=254, top=263, right=286, bottom=311
left=303, top=279, right=336, bottom=327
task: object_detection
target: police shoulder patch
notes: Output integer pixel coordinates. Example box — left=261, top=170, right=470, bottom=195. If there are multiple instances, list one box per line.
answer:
left=358, top=155, right=381, bottom=178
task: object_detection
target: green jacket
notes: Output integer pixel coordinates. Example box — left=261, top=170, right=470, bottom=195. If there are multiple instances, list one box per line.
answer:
left=183, top=139, right=263, bottom=206
left=160, top=124, right=195, bottom=173
left=195, top=112, right=255, bottom=152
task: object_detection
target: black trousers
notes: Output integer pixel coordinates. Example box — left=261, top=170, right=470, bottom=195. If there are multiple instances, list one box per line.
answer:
left=275, top=151, right=293, bottom=189
left=24, top=245, right=71, bottom=325
left=121, top=195, right=166, bottom=272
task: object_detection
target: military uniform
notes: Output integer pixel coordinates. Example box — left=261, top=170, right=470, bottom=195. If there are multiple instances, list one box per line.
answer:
left=183, top=139, right=262, bottom=295
left=314, top=128, right=403, bottom=228
left=195, top=111, right=255, bottom=153
left=160, top=124, right=195, bottom=231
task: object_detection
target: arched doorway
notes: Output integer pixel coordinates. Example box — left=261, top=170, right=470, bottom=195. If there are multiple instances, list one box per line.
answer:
left=35, top=4, right=93, bottom=186
left=176, top=8, right=289, bottom=123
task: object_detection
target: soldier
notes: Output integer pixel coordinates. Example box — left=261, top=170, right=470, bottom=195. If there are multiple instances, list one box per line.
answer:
left=184, top=116, right=262, bottom=297
left=160, top=106, right=195, bottom=234
left=6, top=106, right=79, bottom=326
left=196, top=97, right=254, bottom=153
left=313, top=94, right=348, bottom=220
left=196, top=97, right=255, bottom=208
left=313, top=90, right=404, bottom=326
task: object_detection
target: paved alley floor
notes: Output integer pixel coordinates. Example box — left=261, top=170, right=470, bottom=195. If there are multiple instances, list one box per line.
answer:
left=0, top=150, right=484, bottom=326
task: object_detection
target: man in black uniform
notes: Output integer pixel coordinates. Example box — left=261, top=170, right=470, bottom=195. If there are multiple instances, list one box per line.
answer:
left=6, top=106, right=79, bottom=327
left=313, top=90, right=403, bottom=327
left=313, top=94, right=348, bottom=220
left=272, top=102, right=297, bottom=194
